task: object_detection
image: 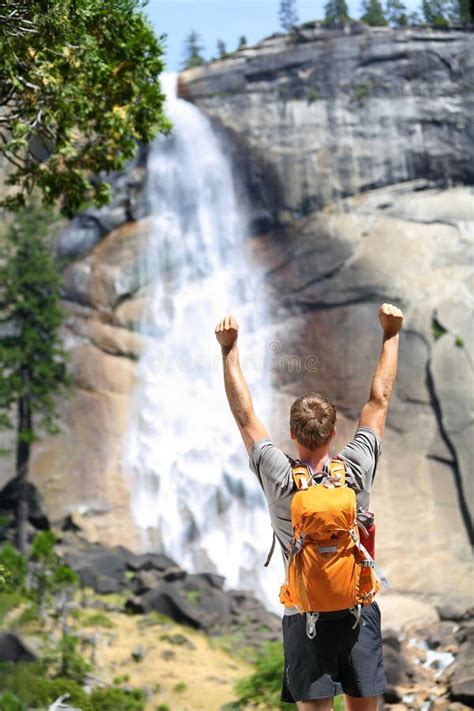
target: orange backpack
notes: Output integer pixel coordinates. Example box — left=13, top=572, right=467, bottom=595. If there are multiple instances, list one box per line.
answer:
left=279, top=458, right=390, bottom=638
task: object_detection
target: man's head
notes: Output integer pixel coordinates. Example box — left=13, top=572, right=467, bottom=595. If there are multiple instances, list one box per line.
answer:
left=290, top=392, right=336, bottom=451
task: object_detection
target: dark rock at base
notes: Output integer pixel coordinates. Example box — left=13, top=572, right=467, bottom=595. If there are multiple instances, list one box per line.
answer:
left=382, top=644, right=414, bottom=707
left=437, top=605, right=474, bottom=623
left=383, top=645, right=414, bottom=687
left=0, top=478, right=49, bottom=531
left=191, top=572, right=226, bottom=590
left=162, top=566, right=187, bottom=582
left=382, top=629, right=402, bottom=652
left=449, top=640, right=474, bottom=706
left=383, top=687, right=402, bottom=704
left=125, top=552, right=177, bottom=572
left=63, top=544, right=133, bottom=592
left=0, top=633, right=36, bottom=662
left=130, top=569, right=164, bottom=595
left=130, top=578, right=233, bottom=630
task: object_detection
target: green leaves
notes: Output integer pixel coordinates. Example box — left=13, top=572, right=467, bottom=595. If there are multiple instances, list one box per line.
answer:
left=0, top=0, right=170, bottom=216
left=0, top=202, right=70, bottom=441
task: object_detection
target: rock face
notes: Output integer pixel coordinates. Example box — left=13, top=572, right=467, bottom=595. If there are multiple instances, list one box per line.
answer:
left=180, top=27, right=474, bottom=605
left=0, top=27, right=472, bottom=611
left=180, top=26, right=473, bottom=224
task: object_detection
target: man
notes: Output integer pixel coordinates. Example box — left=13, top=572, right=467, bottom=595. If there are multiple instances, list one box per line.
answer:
left=215, top=303, right=403, bottom=711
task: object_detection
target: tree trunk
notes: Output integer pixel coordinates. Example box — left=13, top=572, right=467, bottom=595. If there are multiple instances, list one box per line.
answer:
left=15, top=371, right=32, bottom=555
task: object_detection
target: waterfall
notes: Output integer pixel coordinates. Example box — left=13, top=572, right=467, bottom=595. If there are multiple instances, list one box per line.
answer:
left=124, top=74, right=282, bottom=611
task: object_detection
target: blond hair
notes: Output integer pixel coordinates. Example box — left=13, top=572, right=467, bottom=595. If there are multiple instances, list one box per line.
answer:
left=290, top=393, right=336, bottom=450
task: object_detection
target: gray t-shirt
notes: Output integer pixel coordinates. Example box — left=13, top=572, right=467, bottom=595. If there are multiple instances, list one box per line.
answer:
left=249, top=426, right=381, bottom=558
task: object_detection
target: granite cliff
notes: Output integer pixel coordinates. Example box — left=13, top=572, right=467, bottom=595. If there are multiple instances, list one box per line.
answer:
left=1, top=27, right=472, bottom=608
left=179, top=26, right=474, bottom=602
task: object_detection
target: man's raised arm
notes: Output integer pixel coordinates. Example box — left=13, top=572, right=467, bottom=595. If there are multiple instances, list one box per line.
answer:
left=215, top=315, right=269, bottom=453
left=359, top=303, right=404, bottom=439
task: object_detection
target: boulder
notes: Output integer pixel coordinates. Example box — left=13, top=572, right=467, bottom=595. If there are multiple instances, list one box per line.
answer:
left=0, top=633, right=36, bottom=662
left=449, top=641, right=474, bottom=706
left=0, top=478, right=49, bottom=531
left=130, top=579, right=233, bottom=630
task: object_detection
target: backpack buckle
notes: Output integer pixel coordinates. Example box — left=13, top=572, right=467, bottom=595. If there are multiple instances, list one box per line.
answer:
left=306, top=611, right=319, bottom=639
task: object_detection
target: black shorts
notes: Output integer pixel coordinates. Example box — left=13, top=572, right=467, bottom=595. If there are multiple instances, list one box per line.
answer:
left=281, top=602, right=386, bottom=702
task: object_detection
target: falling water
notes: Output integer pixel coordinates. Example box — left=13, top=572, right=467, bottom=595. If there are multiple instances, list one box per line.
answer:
left=124, top=74, right=282, bottom=610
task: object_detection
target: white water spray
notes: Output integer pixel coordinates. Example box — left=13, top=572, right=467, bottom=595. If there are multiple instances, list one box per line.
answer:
left=124, top=74, right=282, bottom=610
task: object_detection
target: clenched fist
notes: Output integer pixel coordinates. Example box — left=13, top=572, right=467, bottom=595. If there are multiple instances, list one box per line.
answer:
left=379, top=303, right=403, bottom=339
left=215, top=315, right=239, bottom=350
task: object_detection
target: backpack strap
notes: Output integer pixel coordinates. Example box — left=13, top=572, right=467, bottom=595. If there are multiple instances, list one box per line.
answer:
left=291, top=464, right=312, bottom=490
left=328, top=457, right=346, bottom=486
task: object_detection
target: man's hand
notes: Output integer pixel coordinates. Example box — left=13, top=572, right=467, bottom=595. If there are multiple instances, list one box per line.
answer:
left=215, top=314, right=269, bottom=452
left=215, top=315, right=239, bottom=351
left=359, top=303, right=403, bottom=438
left=379, top=303, right=403, bottom=339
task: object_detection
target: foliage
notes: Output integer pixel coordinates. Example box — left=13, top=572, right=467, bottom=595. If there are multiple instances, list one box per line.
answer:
left=29, top=531, right=78, bottom=609
left=217, top=39, right=227, bottom=59
left=185, top=589, right=201, bottom=605
left=182, top=30, right=206, bottom=69
left=0, top=661, right=91, bottom=709
left=431, top=318, right=447, bottom=340
left=385, top=0, right=408, bottom=25
left=0, top=0, right=170, bottom=217
left=450, top=0, right=471, bottom=22
left=324, top=0, right=350, bottom=24
left=307, top=87, right=319, bottom=104
left=173, top=682, right=187, bottom=693
left=0, top=203, right=70, bottom=440
left=0, top=544, right=27, bottom=592
left=58, top=632, right=91, bottom=682
left=89, top=686, right=146, bottom=711
left=0, top=591, right=25, bottom=622
left=238, top=36, right=247, bottom=49
left=279, top=0, right=299, bottom=31
left=0, top=691, right=26, bottom=711
left=421, top=0, right=449, bottom=25
left=234, top=641, right=293, bottom=709
left=82, top=611, right=115, bottom=628
left=361, top=0, right=388, bottom=24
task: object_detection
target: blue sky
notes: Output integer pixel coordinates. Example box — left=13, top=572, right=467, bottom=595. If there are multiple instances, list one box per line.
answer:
left=145, top=0, right=422, bottom=71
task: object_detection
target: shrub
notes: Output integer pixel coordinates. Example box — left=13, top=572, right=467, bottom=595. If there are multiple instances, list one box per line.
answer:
left=0, top=592, right=25, bottom=622
left=82, top=612, right=115, bottom=628
left=234, top=641, right=292, bottom=709
left=0, top=691, right=26, bottom=711
left=89, top=686, right=146, bottom=711
left=0, top=662, right=91, bottom=709
left=0, top=545, right=27, bottom=592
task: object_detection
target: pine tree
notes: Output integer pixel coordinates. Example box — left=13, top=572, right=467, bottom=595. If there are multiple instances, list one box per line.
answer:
left=324, top=0, right=350, bottom=25
left=182, top=30, right=206, bottom=69
left=421, top=0, right=449, bottom=25
left=279, top=0, right=299, bottom=32
left=238, top=35, right=248, bottom=50
left=447, top=0, right=471, bottom=22
left=0, top=204, right=70, bottom=554
left=386, top=0, right=408, bottom=25
left=217, top=39, right=227, bottom=59
left=361, top=0, right=388, bottom=25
